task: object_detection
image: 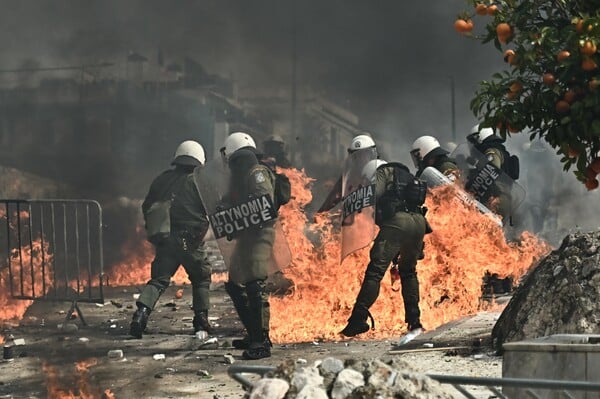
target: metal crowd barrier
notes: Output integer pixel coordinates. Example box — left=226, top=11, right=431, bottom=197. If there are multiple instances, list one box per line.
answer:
left=227, top=365, right=600, bottom=399
left=0, top=199, right=105, bottom=324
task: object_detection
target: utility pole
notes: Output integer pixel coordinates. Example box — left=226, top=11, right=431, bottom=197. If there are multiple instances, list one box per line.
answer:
left=290, top=0, right=297, bottom=161
left=450, top=76, right=456, bottom=142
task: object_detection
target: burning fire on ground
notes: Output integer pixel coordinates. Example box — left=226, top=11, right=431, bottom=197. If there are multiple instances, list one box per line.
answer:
left=44, top=358, right=115, bottom=399
left=0, top=168, right=550, bottom=346
left=269, top=168, right=550, bottom=342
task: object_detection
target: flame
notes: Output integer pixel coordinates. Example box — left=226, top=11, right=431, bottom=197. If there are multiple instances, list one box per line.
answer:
left=44, top=358, right=115, bottom=399
left=105, top=225, right=190, bottom=286
left=0, top=218, right=52, bottom=323
left=269, top=169, right=550, bottom=343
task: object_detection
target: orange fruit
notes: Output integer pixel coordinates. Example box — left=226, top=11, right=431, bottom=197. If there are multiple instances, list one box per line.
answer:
left=508, top=124, right=520, bottom=133
left=542, top=73, right=555, bottom=85
left=454, top=19, right=471, bottom=33
left=496, top=23, right=512, bottom=43
left=555, top=100, right=570, bottom=114
left=563, top=89, right=577, bottom=103
left=591, top=158, right=600, bottom=173
left=589, top=79, right=600, bottom=91
left=582, top=58, right=598, bottom=71
left=506, top=91, right=518, bottom=100
left=557, top=50, right=571, bottom=62
left=487, top=5, right=498, bottom=15
left=585, top=166, right=598, bottom=179
left=509, top=81, right=523, bottom=93
left=465, top=19, right=474, bottom=32
left=475, top=3, right=488, bottom=15
left=575, top=19, right=584, bottom=34
left=581, top=41, right=597, bottom=56
left=503, top=49, right=515, bottom=63
left=175, top=289, right=184, bottom=299
left=567, top=146, right=580, bottom=158
left=585, top=178, right=599, bottom=190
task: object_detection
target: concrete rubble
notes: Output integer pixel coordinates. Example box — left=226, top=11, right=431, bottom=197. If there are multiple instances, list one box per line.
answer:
left=493, top=231, right=600, bottom=348
left=245, top=357, right=459, bottom=399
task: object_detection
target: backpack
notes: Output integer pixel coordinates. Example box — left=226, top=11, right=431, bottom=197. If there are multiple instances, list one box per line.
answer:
left=258, top=159, right=292, bottom=210
left=377, top=162, right=427, bottom=223
left=144, top=172, right=186, bottom=244
left=503, top=153, right=520, bottom=180
left=274, top=172, right=292, bottom=209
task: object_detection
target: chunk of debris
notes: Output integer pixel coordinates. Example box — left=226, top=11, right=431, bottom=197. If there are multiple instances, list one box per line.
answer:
left=199, top=337, right=218, bottom=349
left=153, top=354, right=166, bottom=361
left=78, top=337, right=90, bottom=343
left=107, top=349, right=124, bottom=360
left=12, top=339, right=25, bottom=346
left=197, top=369, right=212, bottom=378
left=249, top=378, right=290, bottom=399
left=58, top=323, right=79, bottom=334
left=223, top=354, right=235, bottom=364
left=110, top=300, right=123, bottom=308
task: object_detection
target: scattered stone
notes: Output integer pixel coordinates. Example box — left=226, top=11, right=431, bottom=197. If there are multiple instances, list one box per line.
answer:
left=291, top=366, right=323, bottom=392
left=182, top=316, right=193, bottom=322
left=110, top=300, right=123, bottom=308
left=154, top=373, right=163, bottom=379
left=423, top=343, right=434, bottom=348
left=223, top=354, right=235, bottom=364
left=153, top=353, right=166, bottom=361
left=196, top=330, right=209, bottom=340
left=197, top=369, right=211, bottom=378
left=58, top=323, right=79, bottom=334
left=296, top=358, right=307, bottom=365
left=12, top=339, right=25, bottom=346
left=331, top=368, right=364, bottom=399
left=256, top=357, right=458, bottom=399
left=296, top=386, right=328, bottom=399
left=132, top=293, right=140, bottom=300
left=249, top=378, right=289, bottom=399
left=199, top=337, right=218, bottom=349
left=95, top=303, right=105, bottom=307
left=107, top=350, right=124, bottom=360
left=57, top=310, right=66, bottom=315
left=78, top=337, right=90, bottom=343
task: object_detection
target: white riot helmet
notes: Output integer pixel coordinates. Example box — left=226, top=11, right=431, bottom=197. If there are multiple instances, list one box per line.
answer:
left=468, top=124, right=495, bottom=144
left=172, top=140, right=205, bottom=166
left=410, top=135, right=448, bottom=168
left=348, top=134, right=376, bottom=153
left=221, top=132, right=256, bottom=160
left=362, top=159, right=387, bottom=182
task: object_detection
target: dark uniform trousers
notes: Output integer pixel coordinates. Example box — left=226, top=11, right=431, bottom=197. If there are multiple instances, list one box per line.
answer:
left=352, top=212, right=426, bottom=326
left=137, top=231, right=211, bottom=313
left=225, top=227, right=275, bottom=348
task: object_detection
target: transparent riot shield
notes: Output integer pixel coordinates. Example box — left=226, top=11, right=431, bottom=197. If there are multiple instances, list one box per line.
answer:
left=451, top=143, right=525, bottom=222
left=340, top=147, right=378, bottom=262
left=420, top=166, right=502, bottom=226
left=193, top=161, right=291, bottom=282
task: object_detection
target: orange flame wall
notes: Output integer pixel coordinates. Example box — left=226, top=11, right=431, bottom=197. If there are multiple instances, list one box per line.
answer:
left=270, top=169, right=550, bottom=343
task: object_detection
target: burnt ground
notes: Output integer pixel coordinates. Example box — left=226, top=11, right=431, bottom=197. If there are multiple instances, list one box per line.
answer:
left=0, top=283, right=507, bottom=399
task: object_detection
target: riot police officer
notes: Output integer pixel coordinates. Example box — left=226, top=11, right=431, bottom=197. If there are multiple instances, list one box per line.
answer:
left=341, top=136, right=428, bottom=337
left=130, top=140, right=212, bottom=339
left=466, top=125, right=519, bottom=223
left=262, top=134, right=292, bottom=168
left=221, top=133, right=277, bottom=360
left=411, top=135, right=459, bottom=179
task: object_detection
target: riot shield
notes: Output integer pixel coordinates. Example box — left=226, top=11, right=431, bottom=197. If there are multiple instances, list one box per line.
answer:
left=420, top=166, right=502, bottom=226
left=451, top=143, right=525, bottom=222
left=193, top=161, right=291, bottom=281
left=340, top=148, right=378, bottom=262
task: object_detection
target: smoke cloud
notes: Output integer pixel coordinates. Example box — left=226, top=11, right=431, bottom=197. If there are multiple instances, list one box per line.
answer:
left=0, top=0, right=598, bottom=247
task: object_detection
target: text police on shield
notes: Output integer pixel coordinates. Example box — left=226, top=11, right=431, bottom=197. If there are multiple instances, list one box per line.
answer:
left=209, top=194, right=277, bottom=239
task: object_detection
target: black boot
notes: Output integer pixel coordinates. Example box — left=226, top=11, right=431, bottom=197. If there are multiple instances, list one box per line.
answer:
left=232, top=336, right=251, bottom=349
left=242, top=330, right=272, bottom=360
left=340, top=308, right=373, bottom=337
left=129, top=305, right=151, bottom=339
left=193, top=310, right=214, bottom=335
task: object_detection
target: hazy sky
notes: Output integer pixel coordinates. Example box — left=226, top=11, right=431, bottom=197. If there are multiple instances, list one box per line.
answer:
left=2, top=0, right=599, bottom=240
left=0, top=0, right=502, bottom=143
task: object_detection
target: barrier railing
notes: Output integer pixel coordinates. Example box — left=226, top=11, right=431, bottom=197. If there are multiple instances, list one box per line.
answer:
left=0, top=199, right=105, bottom=324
